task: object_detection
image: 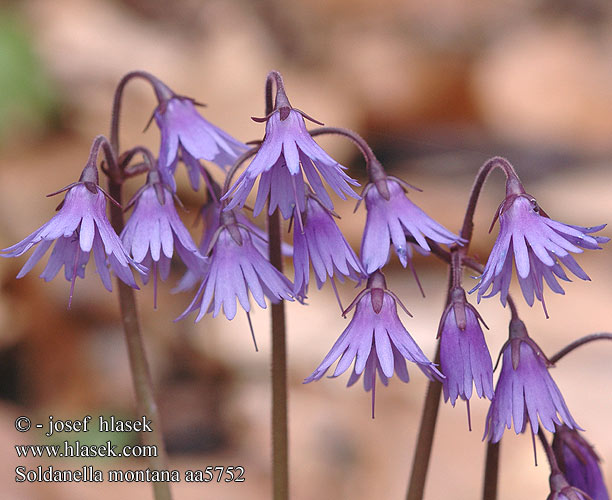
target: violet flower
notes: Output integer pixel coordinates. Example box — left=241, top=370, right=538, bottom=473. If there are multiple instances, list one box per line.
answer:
left=438, top=287, right=493, bottom=407
left=293, top=193, right=365, bottom=299
left=223, top=73, right=359, bottom=219
left=553, top=426, right=610, bottom=500
left=173, top=197, right=292, bottom=294
left=548, top=471, right=591, bottom=500
left=154, top=83, right=247, bottom=172
left=1, top=165, right=142, bottom=306
left=121, top=170, right=204, bottom=307
left=177, top=209, right=294, bottom=323
left=304, top=271, right=442, bottom=417
left=471, top=188, right=609, bottom=316
left=484, top=319, right=580, bottom=443
left=360, top=176, right=463, bottom=274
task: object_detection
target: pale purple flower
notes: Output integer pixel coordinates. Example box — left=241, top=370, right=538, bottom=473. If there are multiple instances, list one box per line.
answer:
left=172, top=200, right=292, bottom=294
left=484, top=319, right=580, bottom=443
left=438, top=288, right=493, bottom=406
left=304, top=271, right=442, bottom=417
left=223, top=107, right=360, bottom=219
left=548, top=472, right=591, bottom=500
left=360, top=177, right=463, bottom=273
left=1, top=182, right=141, bottom=305
left=293, top=195, right=365, bottom=298
left=553, top=426, right=610, bottom=500
left=471, top=193, right=609, bottom=316
left=121, top=175, right=204, bottom=306
left=177, top=211, right=294, bottom=322
left=155, top=95, right=247, bottom=172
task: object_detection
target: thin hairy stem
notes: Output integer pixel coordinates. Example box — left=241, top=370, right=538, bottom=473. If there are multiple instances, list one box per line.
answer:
left=550, top=333, right=612, bottom=364
left=460, top=156, right=520, bottom=247
left=538, top=429, right=559, bottom=472
left=220, top=146, right=259, bottom=199
left=108, top=76, right=173, bottom=500
left=309, top=126, right=388, bottom=184
left=110, top=71, right=171, bottom=154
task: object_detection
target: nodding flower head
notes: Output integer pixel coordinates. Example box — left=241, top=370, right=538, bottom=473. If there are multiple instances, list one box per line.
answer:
left=304, top=271, right=442, bottom=417
left=360, top=176, right=463, bottom=274
left=121, top=168, right=205, bottom=307
left=470, top=190, right=609, bottom=317
left=1, top=163, right=143, bottom=307
left=222, top=73, right=360, bottom=219
left=292, top=193, right=365, bottom=300
left=177, top=209, right=294, bottom=323
left=484, top=319, right=580, bottom=443
left=553, top=426, right=610, bottom=500
left=438, top=287, right=493, bottom=407
left=154, top=82, right=247, bottom=179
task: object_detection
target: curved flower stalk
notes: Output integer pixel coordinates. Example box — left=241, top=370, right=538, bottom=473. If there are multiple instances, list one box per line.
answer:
left=553, top=426, right=610, bottom=500
left=470, top=182, right=609, bottom=317
left=121, top=168, right=205, bottom=307
left=484, top=319, right=580, bottom=443
left=293, top=192, right=365, bottom=300
left=223, top=71, right=360, bottom=219
left=438, top=287, right=493, bottom=407
left=177, top=209, right=294, bottom=323
left=1, top=162, right=143, bottom=307
left=360, top=176, right=463, bottom=274
left=304, top=271, right=442, bottom=417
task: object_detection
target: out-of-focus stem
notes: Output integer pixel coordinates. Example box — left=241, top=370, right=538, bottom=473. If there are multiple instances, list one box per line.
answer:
left=108, top=74, right=172, bottom=500
left=482, top=441, right=500, bottom=500
left=268, top=209, right=289, bottom=500
left=550, top=333, right=612, bottom=364
left=406, top=345, right=442, bottom=500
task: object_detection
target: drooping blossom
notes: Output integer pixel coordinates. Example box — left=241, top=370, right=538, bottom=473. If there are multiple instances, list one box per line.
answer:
left=223, top=72, right=359, bottom=219
left=177, top=209, right=294, bottom=323
left=304, top=271, right=442, bottom=417
left=153, top=80, right=247, bottom=173
left=360, top=176, right=463, bottom=274
left=1, top=164, right=142, bottom=306
left=438, top=287, right=493, bottom=407
left=120, top=169, right=204, bottom=307
left=484, top=319, right=580, bottom=443
left=548, top=471, right=590, bottom=500
left=172, top=196, right=292, bottom=294
left=470, top=187, right=609, bottom=316
left=553, top=426, right=610, bottom=500
left=293, top=193, right=365, bottom=299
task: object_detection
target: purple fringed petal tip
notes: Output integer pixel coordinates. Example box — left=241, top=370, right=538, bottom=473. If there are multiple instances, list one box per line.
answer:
left=292, top=197, right=365, bottom=299
left=360, top=178, right=464, bottom=274
left=223, top=108, right=360, bottom=219
left=1, top=183, right=143, bottom=301
left=155, top=96, right=247, bottom=174
left=121, top=183, right=205, bottom=287
left=177, top=220, right=294, bottom=323
left=484, top=331, right=580, bottom=444
left=470, top=194, right=608, bottom=315
left=438, top=298, right=493, bottom=406
left=304, top=276, right=441, bottom=415
left=553, top=427, right=610, bottom=500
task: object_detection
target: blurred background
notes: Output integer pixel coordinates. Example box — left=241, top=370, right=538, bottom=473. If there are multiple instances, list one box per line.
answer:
left=0, top=0, right=611, bottom=498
